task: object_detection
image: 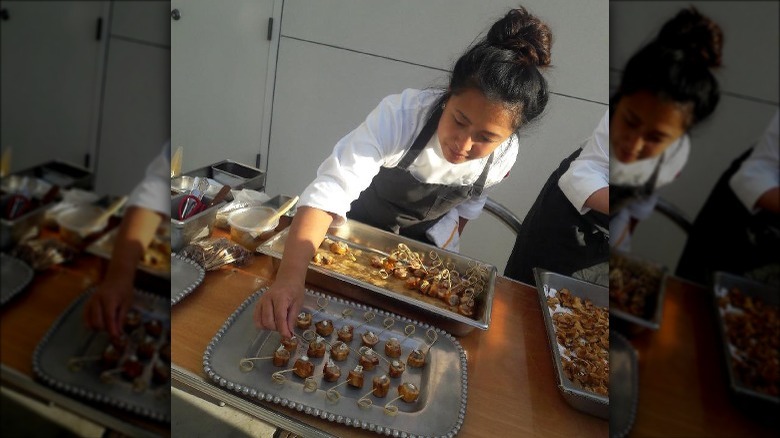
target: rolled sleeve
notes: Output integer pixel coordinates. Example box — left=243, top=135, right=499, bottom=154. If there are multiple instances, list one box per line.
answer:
left=559, top=110, right=609, bottom=214
left=729, top=112, right=779, bottom=214
left=455, top=194, right=488, bottom=220
left=127, top=142, right=170, bottom=217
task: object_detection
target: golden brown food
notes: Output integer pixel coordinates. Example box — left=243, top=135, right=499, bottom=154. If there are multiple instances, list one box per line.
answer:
left=359, top=349, right=380, bottom=371
left=293, top=356, right=314, bottom=378
left=137, top=336, right=156, bottom=361
left=281, top=336, right=299, bottom=353
left=361, top=331, right=379, bottom=348
left=123, top=309, right=142, bottom=333
left=389, top=360, right=406, bottom=378
left=608, top=252, right=662, bottom=318
left=372, top=375, right=390, bottom=398
left=347, top=365, right=364, bottom=388
left=407, top=349, right=426, bottom=368
left=101, top=345, right=121, bottom=369
left=315, top=319, right=334, bottom=337
left=121, top=356, right=144, bottom=380
left=273, top=346, right=291, bottom=367
left=322, top=359, right=341, bottom=382
left=307, top=337, right=327, bottom=358
left=398, top=382, right=420, bottom=403
left=384, top=337, right=401, bottom=358
left=330, top=241, right=349, bottom=255
left=330, top=341, right=350, bottom=361
left=337, top=324, right=354, bottom=343
left=296, top=312, right=312, bottom=330
left=144, top=319, right=163, bottom=339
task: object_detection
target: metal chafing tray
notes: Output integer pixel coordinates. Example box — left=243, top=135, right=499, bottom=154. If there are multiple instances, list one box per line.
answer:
left=11, top=160, right=94, bottom=190
left=182, top=160, right=266, bottom=192
left=533, top=268, right=609, bottom=419
left=256, top=220, right=497, bottom=336
left=609, top=250, right=668, bottom=335
left=609, top=331, right=638, bottom=438
left=712, top=271, right=779, bottom=415
left=32, top=289, right=171, bottom=423
left=203, top=288, right=467, bottom=438
left=0, top=253, right=34, bottom=306
left=170, top=253, right=206, bottom=306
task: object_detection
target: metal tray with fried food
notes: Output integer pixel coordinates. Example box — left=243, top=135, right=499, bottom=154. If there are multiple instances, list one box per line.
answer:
left=534, top=268, right=609, bottom=419
left=712, top=271, right=779, bottom=415
left=87, top=226, right=171, bottom=279
left=609, top=250, right=668, bottom=334
left=203, top=288, right=467, bottom=438
left=256, top=220, right=497, bottom=336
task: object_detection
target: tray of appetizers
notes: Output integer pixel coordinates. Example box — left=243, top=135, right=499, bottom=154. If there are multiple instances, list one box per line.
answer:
left=170, top=252, right=206, bottom=306
left=608, top=250, right=668, bottom=335
left=0, top=253, right=34, bottom=305
left=534, top=268, right=609, bottom=419
left=203, top=288, right=467, bottom=438
left=32, top=289, right=171, bottom=422
left=712, top=272, right=779, bottom=414
left=256, top=220, right=496, bottom=336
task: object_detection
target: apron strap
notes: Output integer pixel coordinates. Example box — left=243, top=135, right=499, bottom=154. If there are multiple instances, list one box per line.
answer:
left=398, top=107, right=443, bottom=169
left=472, top=152, right=494, bottom=196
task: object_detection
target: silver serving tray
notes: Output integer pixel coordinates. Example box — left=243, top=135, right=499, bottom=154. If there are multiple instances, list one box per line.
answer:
left=32, top=289, right=171, bottom=423
left=609, top=331, right=638, bottom=438
left=609, top=250, right=669, bottom=335
left=86, top=227, right=171, bottom=279
left=170, top=253, right=206, bottom=306
left=203, top=288, right=467, bottom=438
left=533, top=268, right=609, bottom=419
left=256, top=220, right=496, bottom=336
left=712, top=272, right=779, bottom=411
left=0, top=253, right=35, bottom=305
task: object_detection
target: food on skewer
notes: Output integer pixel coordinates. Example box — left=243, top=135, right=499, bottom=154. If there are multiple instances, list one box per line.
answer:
left=384, top=337, right=401, bottom=358
left=281, top=336, right=299, bottom=352
left=307, top=336, right=327, bottom=358
left=101, top=345, right=122, bottom=369
left=273, top=345, right=291, bottom=367
left=337, top=324, right=354, bottom=343
left=398, top=382, right=420, bottom=402
left=347, top=365, right=365, bottom=389
left=361, top=330, right=379, bottom=348
left=144, top=319, right=163, bottom=338
left=322, top=359, right=341, bottom=382
left=315, top=319, right=334, bottom=337
left=137, top=336, right=157, bottom=361
left=110, top=335, right=129, bottom=352
left=372, top=375, right=390, bottom=398
left=123, top=309, right=142, bottom=333
left=329, top=241, right=349, bottom=255
left=296, top=312, right=312, bottom=330
left=293, top=356, right=314, bottom=378
left=407, top=349, right=426, bottom=368
left=389, top=360, right=406, bottom=378
left=359, top=348, right=380, bottom=371
left=330, top=341, right=350, bottom=361
left=121, top=356, right=144, bottom=381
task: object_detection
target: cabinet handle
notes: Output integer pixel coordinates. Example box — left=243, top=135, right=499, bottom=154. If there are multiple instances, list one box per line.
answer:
left=171, top=9, right=181, bottom=21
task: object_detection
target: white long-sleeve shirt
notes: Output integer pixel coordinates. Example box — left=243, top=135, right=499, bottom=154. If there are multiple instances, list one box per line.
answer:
left=299, top=88, right=519, bottom=231
left=127, top=141, right=171, bottom=217
left=558, top=110, right=609, bottom=214
left=729, top=111, right=779, bottom=214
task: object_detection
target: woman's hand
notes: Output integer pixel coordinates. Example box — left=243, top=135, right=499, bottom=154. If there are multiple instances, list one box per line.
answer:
left=254, top=280, right=305, bottom=339
left=252, top=206, right=337, bottom=338
left=84, top=279, right=134, bottom=338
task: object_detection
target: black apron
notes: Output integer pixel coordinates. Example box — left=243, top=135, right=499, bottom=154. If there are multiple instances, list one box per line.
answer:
left=609, top=153, right=665, bottom=216
left=504, top=147, right=609, bottom=285
left=348, top=107, right=494, bottom=244
left=677, top=147, right=780, bottom=286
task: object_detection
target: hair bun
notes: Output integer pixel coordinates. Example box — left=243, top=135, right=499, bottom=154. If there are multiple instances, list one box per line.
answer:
left=486, top=7, right=553, bottom=67
left=656, top=6, right=723, bottom=67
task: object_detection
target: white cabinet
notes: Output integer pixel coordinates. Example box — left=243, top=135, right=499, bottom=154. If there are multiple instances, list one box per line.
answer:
left=171, top=0, right=277, bottom=173
left=0, top=0, right=108, bottom=172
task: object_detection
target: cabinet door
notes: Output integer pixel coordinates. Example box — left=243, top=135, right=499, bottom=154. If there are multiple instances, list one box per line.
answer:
left=171, top=0, right=276, bottom=172
left=0, top=0, right=107, bottom=172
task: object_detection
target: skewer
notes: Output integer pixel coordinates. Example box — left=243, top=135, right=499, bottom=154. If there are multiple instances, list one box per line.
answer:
left=325, top=379, right=350, bottom=402
left=238, top=355, right=276, bottom=372
left=67, top=355, right=101, bottom=372
left=271, top=368, right=296, bottom=384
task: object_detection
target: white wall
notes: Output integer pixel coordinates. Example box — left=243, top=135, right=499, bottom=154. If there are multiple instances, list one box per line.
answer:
left=610, top=1, right=779, bottom=270
left=265, top=0, right=609, bottom=273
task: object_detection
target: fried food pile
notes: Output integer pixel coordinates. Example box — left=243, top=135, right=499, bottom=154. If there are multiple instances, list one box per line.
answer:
left=609, top=252, right=662, bottom=319
left=547, top=288, right=609, bottom=396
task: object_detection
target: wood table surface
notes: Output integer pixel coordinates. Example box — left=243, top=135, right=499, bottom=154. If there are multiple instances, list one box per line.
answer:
left=625, top=277, right=776, bottom=437
left=0, top=228, right=171, bottom=437
left=171, top=248, right=609, bottom=438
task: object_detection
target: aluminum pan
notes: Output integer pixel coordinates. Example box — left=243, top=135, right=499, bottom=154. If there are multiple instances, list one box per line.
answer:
left=32, top=289, right=171, bottom=423
left=609, top=250, right=668, bottom=333
left=86, top=228, right=171, bottom=279
left=609, top=331, right=638, bottom=438
left=256, top=220, right=496, bottom=334
left=712, top=271, right=779, bottom=409
left=170, top=253, right=206, bottom=306
left=0, top=253, right=34, bottom=305
left=204, top=288, right=467, bottom=438
left=533, top=268, right=609, bottom=419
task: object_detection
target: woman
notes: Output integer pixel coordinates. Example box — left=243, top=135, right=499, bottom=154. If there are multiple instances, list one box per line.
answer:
left=255, top=7, right=553, bottom=337
left=610, top=6, right=722, bottom=252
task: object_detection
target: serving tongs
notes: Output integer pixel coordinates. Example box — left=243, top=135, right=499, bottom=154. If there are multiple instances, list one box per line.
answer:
left=178, top=177, right=210, bottom=220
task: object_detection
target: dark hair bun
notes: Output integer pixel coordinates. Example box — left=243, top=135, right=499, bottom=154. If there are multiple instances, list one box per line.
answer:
left=487, top=7, right=553, bottom=67
left=656, top=6, right=723, bottom=67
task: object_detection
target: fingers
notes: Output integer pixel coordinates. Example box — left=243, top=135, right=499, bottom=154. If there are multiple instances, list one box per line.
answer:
left=102, top=296, right=118, bottom=339
left=286, top=296, right=303, bottom=339
left=87, top=297, right=105, bottom=333
left=274, top=298, right=292, bottom=339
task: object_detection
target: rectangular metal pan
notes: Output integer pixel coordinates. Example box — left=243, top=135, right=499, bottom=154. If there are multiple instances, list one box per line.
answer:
left=712, top=271, right=779, bottom=415
left=533, top=268, right=609, bottom=419
left=12, top=160, right=94, bottom=190
left=203, top=288, right=467, bottom=438
left=183, top=159, right=266, bottom=192
left=86, top=227, right=171, bottom=279
left=256, top=220, right=497, bottom=336
left=609, top=250, right=669, bottom=335
left=170, top=193, right=226, bottom=252
left=609, top=331, right=639, bottom=438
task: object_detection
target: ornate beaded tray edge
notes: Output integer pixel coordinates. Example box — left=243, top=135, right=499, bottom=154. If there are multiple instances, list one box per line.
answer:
left=0, top=253, right=35, bottom=306
left=203, top=288, right=468, bottom=438
left=170, top=252, right=206, bottom=306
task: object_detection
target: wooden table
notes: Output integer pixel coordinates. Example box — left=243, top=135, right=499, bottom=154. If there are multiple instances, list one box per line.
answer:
left=625, top=277, right=776, bottom=437
left=171, top=247, right=609, bottom=438
left=0, top=229, right=171, bottom=438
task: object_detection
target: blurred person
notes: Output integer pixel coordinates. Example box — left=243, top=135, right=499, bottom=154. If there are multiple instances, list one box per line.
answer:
left=503, top=111, right=608, bottom=285
left=83, top=142, right=170, bottom=338
left=677, top=110, right=779, bottom=286
left=610, top=7, right=722, bottom=252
